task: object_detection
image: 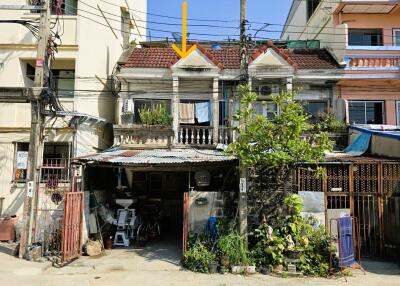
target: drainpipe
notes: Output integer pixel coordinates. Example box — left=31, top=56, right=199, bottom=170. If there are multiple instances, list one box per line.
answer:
left=212, top=78, right=219, bottom=145
left=172, top=77, right=179, bottom=145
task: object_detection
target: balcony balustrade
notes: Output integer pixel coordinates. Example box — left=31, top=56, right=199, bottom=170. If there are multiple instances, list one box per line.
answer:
left=114, top=122, right=232, bottom=148
left=348, top=57, right=400, bottom=69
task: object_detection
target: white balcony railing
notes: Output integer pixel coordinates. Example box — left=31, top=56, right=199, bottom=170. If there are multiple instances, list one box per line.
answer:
left=178, top=126, right=213, bottom=146
left=178, top=126, right=233, bottom=146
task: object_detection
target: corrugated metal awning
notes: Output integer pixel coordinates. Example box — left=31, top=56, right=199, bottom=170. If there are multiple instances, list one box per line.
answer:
left=74, top=148, right=236, bottom=166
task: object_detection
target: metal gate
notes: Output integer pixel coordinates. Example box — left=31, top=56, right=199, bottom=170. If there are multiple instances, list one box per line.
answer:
left=297, top=160, right=400, bottom=258
left=182, top=192, right=189, bottom=254
left=62, top=189, right=83, bottom=262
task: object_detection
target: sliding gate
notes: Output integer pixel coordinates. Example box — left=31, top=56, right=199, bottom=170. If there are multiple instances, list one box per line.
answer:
left=297, top=161, right=400, bottom=258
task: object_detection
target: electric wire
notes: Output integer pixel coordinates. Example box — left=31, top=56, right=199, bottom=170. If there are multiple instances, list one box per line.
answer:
left=72, top=2, right=400, bottom=40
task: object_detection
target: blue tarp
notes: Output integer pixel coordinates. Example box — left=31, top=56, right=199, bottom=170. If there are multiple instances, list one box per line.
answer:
left=338, top=216, right=356, bottom=267
left=343, top=133, right=371, bottom=156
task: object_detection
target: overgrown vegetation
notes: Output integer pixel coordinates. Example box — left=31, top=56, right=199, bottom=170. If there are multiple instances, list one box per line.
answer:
left=227, top=85, right=333, bottom=192
left=183, top=195, right=333, bottom=276
left=250, top=194, right=331, bottom=276
left=182, top=237, right=216, bottom=273
left=217, top=231, right=250, bottom=267
left=312, top=109, right=347, bottom=132
left=182, top=86, right=336, bottom=276
left=139, top=103, right=172, bottom=126
left=226, top=85, right=333, bottom=223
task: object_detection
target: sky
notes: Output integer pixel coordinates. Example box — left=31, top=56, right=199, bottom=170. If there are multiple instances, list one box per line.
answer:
left=146, top=0, right=293, bottom=42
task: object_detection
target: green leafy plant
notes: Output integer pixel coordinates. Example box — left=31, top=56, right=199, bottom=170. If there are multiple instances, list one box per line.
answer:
left=250, top=224, right=286, bottom=269
left=217, top=231, right=250, bottom=267
left=227, top=86, right=333, bottom=173
left=313, top=110, right=347, bottom=132
left=249, top=194, right=332, bottom=276
left=182, top=239, right=216, bottom=273
left=139, top=103, right=172, bottom=126
left=297, top=216, right=331, bottom=276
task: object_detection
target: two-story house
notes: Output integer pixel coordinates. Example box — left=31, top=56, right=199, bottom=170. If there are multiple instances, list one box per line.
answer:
left=74, top=41, right=343, bottom=254
left=0, top=0, right=146, bottom=220
left=282, top=0, right=400, bottom=126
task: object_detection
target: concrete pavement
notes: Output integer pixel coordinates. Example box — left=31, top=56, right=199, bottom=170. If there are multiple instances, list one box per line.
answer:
left=1, top=246, right=399, bottom=286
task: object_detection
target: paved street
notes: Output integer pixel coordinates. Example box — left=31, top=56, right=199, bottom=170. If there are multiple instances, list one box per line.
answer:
left=1, top=248, right=399, bottom=286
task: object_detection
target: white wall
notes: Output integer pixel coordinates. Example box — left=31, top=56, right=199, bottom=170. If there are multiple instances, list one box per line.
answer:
left=0, top=0, right=147, bottom=217
left=281, top=0, right=346, bottom=62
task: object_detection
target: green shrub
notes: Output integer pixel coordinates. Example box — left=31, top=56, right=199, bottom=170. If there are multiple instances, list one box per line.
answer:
left=217, top=231, right=250, bottom=267
left=250, top=224, right=286, bottom=269
left=249, top=194, right=333, bottom=276
left=139, top=103, right=172, bottom=126
left=182, top=239, right=216, bottom=273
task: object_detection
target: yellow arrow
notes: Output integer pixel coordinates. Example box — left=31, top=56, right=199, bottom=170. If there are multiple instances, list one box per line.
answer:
left=171, top=0, right=197, bottom=58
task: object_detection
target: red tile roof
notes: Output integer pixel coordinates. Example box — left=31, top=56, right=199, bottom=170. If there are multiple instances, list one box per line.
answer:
left=124, top=48, right=179, bottom=68
left=123, top=44, right=340, bottom=70
left=283, top=49, right=340, bottom=70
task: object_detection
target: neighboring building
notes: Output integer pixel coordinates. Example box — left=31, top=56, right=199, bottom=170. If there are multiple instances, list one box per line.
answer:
left=0, top=0, right=146, bottom=218
left=281, top=0, right=400, bottom=126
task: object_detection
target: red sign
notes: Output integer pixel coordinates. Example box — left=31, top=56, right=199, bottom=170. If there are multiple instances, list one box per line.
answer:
left=36, top=58, right=44, bottom=67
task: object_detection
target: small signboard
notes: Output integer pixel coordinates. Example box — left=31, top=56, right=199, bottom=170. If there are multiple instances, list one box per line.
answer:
left=239, top=178, right=247, bottom=193
left=27, top=181, right=34, bottom=197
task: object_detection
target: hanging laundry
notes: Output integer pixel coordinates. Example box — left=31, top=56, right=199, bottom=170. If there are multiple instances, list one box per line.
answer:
left=179, top=102, right=195, bottom=124
left=195, top=101, right=211, bottom=123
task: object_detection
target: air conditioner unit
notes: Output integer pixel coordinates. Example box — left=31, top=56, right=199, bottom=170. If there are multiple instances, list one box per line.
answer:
left=258, top=84, right=280, bottom=96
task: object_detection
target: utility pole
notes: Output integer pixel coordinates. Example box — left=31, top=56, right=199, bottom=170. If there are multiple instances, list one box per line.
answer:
left=238, top=0, right=248, bottom=237
left=239, top=0, right=248, bottom=84
left=19, top=0, right=52, bottom=259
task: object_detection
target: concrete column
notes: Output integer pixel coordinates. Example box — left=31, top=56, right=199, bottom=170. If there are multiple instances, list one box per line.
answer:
left=286, top=77, right=293, bottom=94
left=172, top=77, right=179, bottom=144
left=116, top=97, right=123, bottom=125
left=212, top=78, right=219, bottom=145
left=248, top=77, right=252, bottom=92
left=116, top=82, right=129, bottom=125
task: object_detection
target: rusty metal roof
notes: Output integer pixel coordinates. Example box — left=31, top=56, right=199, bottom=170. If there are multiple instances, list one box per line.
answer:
left=74, top=148, right=236, bottom=166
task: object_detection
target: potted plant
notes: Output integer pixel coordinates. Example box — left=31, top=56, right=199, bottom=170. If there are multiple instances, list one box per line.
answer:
left=208, top=260, right=218, bottom=274
left=182, top=239, right=216, bottom=273
left=217, top=231, right=253, bottom=274
left=121, top=111, right=134, bottom=124
left=139, top=104, right=172, bottom=127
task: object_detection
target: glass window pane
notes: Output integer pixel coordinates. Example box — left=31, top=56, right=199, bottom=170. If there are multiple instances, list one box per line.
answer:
left=366, top=102, right=383, bottom=124
left=305, top=101, right=327, bottom=118
left=397, top=102, right=400, bottom=125
left=348, top=29, right=383, bottom=46
left=253, top=102, right=277, bottom=119
left=394, top=30, right=400, bottom=46
left=265, top=103, right=277, bottom=119
left=253, top=102, right=263, bottom=115
left=349, top=102, right=366, bottom=124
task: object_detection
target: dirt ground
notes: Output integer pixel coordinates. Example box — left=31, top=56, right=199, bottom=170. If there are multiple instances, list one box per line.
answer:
left=1, top=241, right=399, bottom=286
